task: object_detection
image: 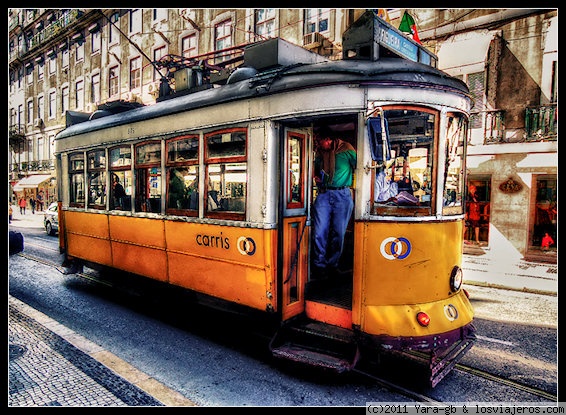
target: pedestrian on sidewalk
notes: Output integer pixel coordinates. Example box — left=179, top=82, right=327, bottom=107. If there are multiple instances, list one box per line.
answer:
left=30, top=196, right=36, bottom=214
left=18, top=197, right=26, bottom=215
left=36, top=190, right=44, bottom=211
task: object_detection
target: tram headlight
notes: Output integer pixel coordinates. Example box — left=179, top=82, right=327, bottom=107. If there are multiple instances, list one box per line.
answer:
left=416, top=312, right=430, bottom=327
left=450, top=266, right=463, bottom=292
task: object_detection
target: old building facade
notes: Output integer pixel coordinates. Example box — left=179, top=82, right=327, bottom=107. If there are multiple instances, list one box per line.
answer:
left=8, top=8, right=557, bottom=262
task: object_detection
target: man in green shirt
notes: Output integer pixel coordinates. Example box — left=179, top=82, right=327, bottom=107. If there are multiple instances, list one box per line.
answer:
left=312, top=126, right=357, bottom=279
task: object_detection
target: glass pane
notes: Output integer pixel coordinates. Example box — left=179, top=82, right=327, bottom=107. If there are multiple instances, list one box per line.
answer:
left=88, top=171, right=106, bottom=206
left=373, top=109, right=435, bottom=216
left=207, top=163, right=246, bottom=213
left=70, top=173, right=84, bottom=204
left=287, top=136, right=303, bottom=207
left=110, top=171, right=132, bottom=210
left=110, top=146, right=132, bottom=167
left=88, top=149, right=105, bottom=169
left=206, top=130, right=246, bottom=159
left=167, top=137, right=198, bottom=163
left=442, top=113, right=467, bottom=215
left=136, top=142, right=161, bottom=165
left=70, top=153, right=84, bottom=171
left=168, top=165, right=199, bottom=210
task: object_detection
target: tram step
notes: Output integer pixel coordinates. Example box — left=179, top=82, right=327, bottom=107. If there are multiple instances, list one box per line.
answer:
left=269, top=318, right=359, bottom=373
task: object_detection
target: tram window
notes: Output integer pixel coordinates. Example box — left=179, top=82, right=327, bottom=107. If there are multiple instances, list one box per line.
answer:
left=442, top=113, right=468, bottom=216
left=371, top=108, right=436, bottom=216
left=135, top=142, right=161, bottom=213
left=69, top=152, right=85, bottom=207
left=204, top=129, right=247, bottom=218
left=87, top=149, right=106, bottom=209
left=207, top=163, right=247, bottom=213
left=109, top=146, right=132, bottom=211
left=166, top=136, right=199, bottom=215
left=287, top=134, right=304, bottom=209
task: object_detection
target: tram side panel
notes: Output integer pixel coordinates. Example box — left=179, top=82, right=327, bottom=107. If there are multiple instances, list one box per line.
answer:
left=354, top=220, right=474, bottom=339
left=62, top=211, right=279, bottom=313
left=165, top=221, right=278, bottom=312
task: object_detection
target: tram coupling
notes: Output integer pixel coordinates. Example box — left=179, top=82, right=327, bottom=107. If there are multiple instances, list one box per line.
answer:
left=269, top=317, right=360, bottom=373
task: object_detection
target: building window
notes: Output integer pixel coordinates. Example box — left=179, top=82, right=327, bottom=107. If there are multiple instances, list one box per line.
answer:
left=69, top=152, right=85, bottom=207
left=214, top=19, right=232, bottom=63
left=166, top=135, right=199, bottom=216
left=255, top=9, right=276, bottom=39
left=38, top=137, right=44, bottom=162
left=91, top=73, right=100, bottom=104
left=37, top=95, right=44, bottom=121
left=129, top=9, right=142, bottom=34
left=467, top=71, right=485, bottom=129
left=531, top=176, right=557, bottom=251
left=304, top=8, right=330, bottom=34
left=75, top=40, right=84, bottom=62
left=153, top=46, right=166, bottom=81
left=109, top=66, right=119, bottom=97
left=62, top=86, right=69, bottom=114
left=109, top=145, right=132, bottom=210
left=48, top=54, right=56, bottom=74
left=181, top=33, right=198, bottom=58
left=465, top=177, right=491, bottom=245
left=27, top=100, right=33, bottom=124
left=26, top=64, right=33, bottom=84
left=204, top=128, right=247, bottom=219
left=109, top=12, right=120, bottom=45
left=130, top=56, right=141, bottom=90
left=153, top=9, right=167, bottom=22
left=91, top=28, right=101, bottom=54
left=87, top=149, right=107, bottom=209
left=135, top=141, right=162, bottom=213
left=37, top=60, right=44, bottom=81
left=62, top=48, right=69, bottom=68
left=75, top=80, right=84, bottom=109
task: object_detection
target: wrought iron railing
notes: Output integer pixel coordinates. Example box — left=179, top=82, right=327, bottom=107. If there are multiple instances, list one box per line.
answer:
left=525, top=104, right=557, bottom=141
left=10, top=159, right=55, bottom=173
left=483, top=110, right=505, bottom=144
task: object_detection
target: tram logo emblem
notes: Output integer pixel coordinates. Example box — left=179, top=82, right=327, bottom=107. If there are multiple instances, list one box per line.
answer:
left=444, top=304, right=459, bottom=321
left=237, top=236, right=257, bottom=256
left=380, top=237, right=411, bottom=260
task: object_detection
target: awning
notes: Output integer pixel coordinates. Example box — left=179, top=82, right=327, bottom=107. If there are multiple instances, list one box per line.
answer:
left=437, top=30, right=498, bottom=76
left=12, top=174, right=53, bottom=192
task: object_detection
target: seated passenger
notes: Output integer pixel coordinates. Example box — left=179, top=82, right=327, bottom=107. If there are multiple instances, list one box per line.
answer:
left=374, top=168, right=398, bottom=203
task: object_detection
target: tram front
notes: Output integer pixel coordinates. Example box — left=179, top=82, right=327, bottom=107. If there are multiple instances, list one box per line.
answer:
left=354, top=101, right=476, bottom=387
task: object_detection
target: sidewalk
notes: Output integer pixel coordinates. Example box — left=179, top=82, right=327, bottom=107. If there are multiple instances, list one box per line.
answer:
left=8, top=204, right=558, bottom=406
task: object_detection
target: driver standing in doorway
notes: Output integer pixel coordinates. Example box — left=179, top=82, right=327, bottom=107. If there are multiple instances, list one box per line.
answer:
left=312, top=126, right=357, bottom=280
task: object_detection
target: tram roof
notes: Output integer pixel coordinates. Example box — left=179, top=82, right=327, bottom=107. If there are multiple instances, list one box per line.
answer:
left=55, top=57, right=470, bottom=141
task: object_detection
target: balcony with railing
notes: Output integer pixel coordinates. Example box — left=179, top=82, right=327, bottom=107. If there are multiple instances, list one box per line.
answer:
left=525, top=104, right=557, bottom=141
left=474, top=105, right=557, bottom=145
left=483, top=110, right=505, bottom=144
left=10, top=159, right=55, bottom=174
left=28, top=9, right=83, bottom=52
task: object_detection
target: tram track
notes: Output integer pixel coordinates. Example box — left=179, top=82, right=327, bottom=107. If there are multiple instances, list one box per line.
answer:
left=13, top=251, right=557, bottom=404
left=454, top=364, right=557, bottom=401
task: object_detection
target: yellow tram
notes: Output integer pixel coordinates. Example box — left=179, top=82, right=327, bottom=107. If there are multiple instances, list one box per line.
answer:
left=55, top=12, right=475, bottom=387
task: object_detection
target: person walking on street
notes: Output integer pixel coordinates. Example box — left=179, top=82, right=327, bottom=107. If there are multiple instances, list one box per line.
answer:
left=18, top=197, right=26, bottom=215
left=36, top=190, right=44, bottom=211
left=30, top=196, right=36, bottom=214
left=311, top=126, right=357, bottom=279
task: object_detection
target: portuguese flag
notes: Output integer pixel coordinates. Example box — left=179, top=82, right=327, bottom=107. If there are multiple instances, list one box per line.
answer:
left=398, top=11, right=421, bottom=44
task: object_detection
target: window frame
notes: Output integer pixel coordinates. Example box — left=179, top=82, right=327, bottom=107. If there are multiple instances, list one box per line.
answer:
left=166, top=135, right=200, bottom=217
left=204, top=127, right=247, bottom=221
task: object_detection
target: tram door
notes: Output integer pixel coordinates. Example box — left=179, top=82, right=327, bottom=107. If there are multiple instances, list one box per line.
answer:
left=281, top=128, right=311, bottom=320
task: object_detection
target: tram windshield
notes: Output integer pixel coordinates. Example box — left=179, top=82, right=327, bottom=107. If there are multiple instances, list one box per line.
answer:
left=370, top=108, right=436, bottom=216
